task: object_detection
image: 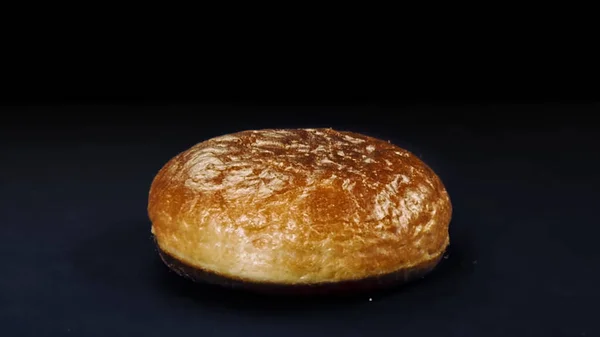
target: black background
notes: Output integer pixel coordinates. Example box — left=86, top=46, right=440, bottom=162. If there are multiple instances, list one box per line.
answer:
left=1, top=64, right=599, bottom=337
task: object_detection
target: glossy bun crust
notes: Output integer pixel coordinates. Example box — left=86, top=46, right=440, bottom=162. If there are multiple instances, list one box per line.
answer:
left=148, top=128, right=452, bottom=294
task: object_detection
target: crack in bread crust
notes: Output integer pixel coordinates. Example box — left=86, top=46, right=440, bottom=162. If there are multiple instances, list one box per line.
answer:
left=148, top=128, right=452, bottom=285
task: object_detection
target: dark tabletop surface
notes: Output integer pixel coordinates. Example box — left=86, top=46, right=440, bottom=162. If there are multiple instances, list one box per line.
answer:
left=1, top=104, right=599, bottom=337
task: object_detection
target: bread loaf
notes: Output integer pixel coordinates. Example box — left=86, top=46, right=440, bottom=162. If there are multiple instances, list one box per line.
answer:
left=148, top=128, right=452, bottom=294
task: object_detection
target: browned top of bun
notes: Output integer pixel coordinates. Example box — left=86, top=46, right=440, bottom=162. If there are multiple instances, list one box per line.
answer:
left=148, top=128, right=452, bottom=285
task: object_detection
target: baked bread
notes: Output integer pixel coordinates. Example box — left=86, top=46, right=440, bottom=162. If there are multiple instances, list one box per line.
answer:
left=148, top=128, right=452, bottom=294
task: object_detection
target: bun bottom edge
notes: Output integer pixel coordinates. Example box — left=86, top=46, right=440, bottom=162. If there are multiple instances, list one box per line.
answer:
left=156, top=244, right=445, bottom=296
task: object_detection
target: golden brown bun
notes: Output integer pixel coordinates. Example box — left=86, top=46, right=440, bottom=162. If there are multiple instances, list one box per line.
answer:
left=148, top=128, right=452, bottom=293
